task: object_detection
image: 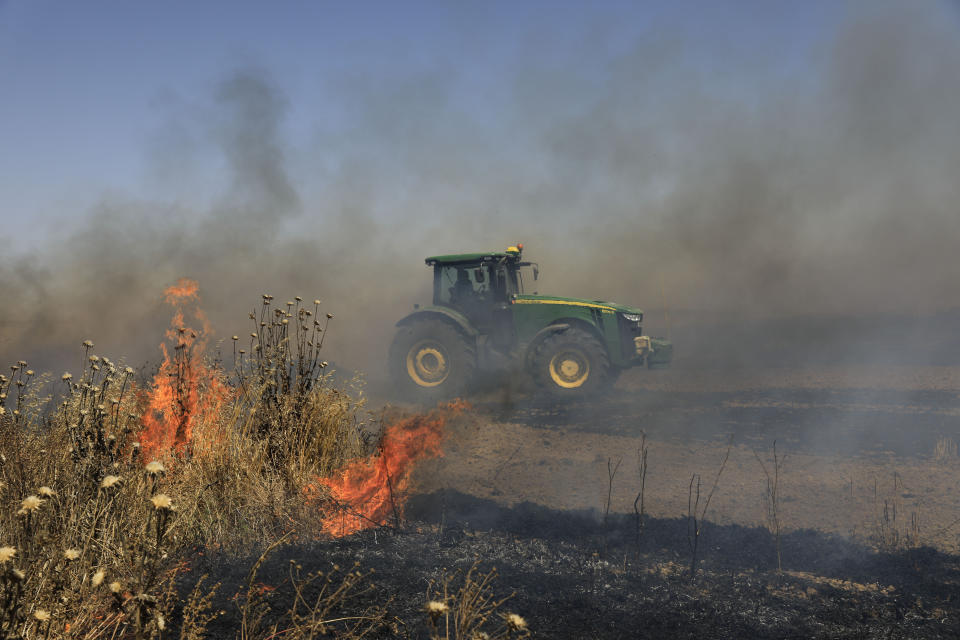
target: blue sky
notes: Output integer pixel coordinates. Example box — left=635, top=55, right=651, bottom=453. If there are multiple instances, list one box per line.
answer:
left=0, top=1, right=843, bottom=243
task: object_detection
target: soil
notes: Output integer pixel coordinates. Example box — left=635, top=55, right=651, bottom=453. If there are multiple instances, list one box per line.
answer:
left=193, top=365, right=960, bottom=639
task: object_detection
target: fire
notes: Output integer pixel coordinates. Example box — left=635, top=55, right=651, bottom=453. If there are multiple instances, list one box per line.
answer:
left=312, top=401, right=469, bottom=537
left=140, top=279, right=230, bottom=459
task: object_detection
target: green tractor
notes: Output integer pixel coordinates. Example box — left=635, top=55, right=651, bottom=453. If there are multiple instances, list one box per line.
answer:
left=389, top=244, right=672, bottom=400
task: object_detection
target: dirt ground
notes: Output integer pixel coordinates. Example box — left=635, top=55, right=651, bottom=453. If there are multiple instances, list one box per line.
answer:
left=412, top=364, right=960, bottom=554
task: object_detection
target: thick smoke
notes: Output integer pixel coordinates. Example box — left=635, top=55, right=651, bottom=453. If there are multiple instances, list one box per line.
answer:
left=4, top=2, right=960, bottom=380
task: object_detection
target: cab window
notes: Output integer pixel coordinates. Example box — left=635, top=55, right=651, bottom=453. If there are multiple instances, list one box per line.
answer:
left=435, top=264, right=489, bottom=307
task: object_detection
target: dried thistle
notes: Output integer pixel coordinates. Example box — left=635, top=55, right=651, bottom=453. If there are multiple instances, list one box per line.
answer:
left=20, top=495, right=43, bottom=512
left=150, top=494, right=175, bottom=511
left=425, top=600, right=449, bottom=621
left=145, top=461, right=166, bottom=476
left=0, top=547, right=16, bottom=563
left=504, top=613, right=527, bottom=631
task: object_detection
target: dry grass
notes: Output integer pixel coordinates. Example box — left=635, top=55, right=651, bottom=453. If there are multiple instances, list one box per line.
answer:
left=0, top=294, right=378, bottom=639
left=934, top=436, right=958, bottom=463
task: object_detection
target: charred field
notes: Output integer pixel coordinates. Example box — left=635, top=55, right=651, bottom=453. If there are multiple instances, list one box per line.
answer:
left=195, top=365, right=960, bottom=639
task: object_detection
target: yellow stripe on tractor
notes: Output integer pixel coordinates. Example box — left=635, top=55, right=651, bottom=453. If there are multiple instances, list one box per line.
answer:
left=512, top=298, right=616, bottom=313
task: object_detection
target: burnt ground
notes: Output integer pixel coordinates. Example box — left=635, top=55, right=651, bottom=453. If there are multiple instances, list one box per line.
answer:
left=188, top=365, right=960, bottom=638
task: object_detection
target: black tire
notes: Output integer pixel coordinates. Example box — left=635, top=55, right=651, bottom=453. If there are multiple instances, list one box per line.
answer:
left=530, top=327, right=612, bottom=397
left=389, top=319, right=477, bottom=402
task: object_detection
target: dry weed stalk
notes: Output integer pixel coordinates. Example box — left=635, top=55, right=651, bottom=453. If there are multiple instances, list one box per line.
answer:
left=753, top=441, right=785, bottom=574
left=602, top=457, right=622, bottom=529
left=633, top=433, right=648, bottom=551
left=237, top=536, right=387, bottom=640
left=426, top=562, right=529, bottom=640
left=872, top=471, right=921, bottom=551
left=687, top=439, right=732, bottom=578
left=934, top=436, right=957, bottom=463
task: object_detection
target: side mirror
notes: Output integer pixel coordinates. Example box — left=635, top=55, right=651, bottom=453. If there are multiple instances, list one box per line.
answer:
left=474, top=268, right=485, bottom=283
left=533, top=264, right=539, bottom=281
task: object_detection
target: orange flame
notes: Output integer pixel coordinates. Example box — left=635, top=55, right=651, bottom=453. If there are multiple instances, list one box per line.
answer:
left=140, top=279, right=230, bottom=459
left=310, top=401, right=469, bottom=537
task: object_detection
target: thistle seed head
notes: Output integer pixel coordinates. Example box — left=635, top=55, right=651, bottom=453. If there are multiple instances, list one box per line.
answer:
left=326, top=313, right=334, bottom=319
left=61, top=373, right=73, bottom=382
left=37, top=486, right=55, bottom=497
left=92, top=570, right=105, bottom=586
left=82, top=340, right=94, bottom=348
left=145, top=461, right=166, bottom=476
left=99, top=475, right=121, bottom=490
left=425, top=601, right=449, bottom=615
left=0, top=547, right=16, bottom=563
left=504, top=614, right=527, bottom=631
left=150, top=494, right=174, bottom=511
left=63, top=549, right=80, bottom=561
left=109, top=581, right=123, bottom=593
left=32, top=610, right=50, bottom=622
left=313, top=299, right=321, bottom=305
left=20, top=495, right=43, bottom=512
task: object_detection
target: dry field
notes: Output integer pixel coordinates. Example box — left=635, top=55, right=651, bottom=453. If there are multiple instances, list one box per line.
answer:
left=421, top=365, right=960, bottom=554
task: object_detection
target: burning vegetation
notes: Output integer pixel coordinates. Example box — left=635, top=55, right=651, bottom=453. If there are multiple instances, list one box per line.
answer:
left=0, top=280, right=496, bottom=639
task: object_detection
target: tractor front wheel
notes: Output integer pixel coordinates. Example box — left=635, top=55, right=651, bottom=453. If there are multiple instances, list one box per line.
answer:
left=531, top=328, right=611, bottom=397
left=389, top=319, right=477, bottom=402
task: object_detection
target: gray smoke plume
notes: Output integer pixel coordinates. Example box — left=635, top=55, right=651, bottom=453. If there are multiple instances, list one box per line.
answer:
left=4, top=1, right=960, bottom=380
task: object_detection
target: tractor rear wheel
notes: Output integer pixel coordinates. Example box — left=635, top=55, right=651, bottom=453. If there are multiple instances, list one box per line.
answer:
left=531, top=327, right=611, bottom=397
left=389, top=319, right=477, bottom=402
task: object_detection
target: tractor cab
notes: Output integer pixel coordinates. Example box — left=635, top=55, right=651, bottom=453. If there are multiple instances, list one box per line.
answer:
left=425, top=245, right=537, bottom=346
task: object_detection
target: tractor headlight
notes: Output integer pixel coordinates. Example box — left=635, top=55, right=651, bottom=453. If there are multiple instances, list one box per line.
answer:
left=620, top=313, right=642, bottom=323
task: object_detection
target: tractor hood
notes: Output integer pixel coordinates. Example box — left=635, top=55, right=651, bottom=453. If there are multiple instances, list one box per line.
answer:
left=511, top=294, right=643, bottom=318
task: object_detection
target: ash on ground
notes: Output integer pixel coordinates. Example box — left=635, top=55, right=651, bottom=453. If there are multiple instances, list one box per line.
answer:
left=192, top=490, right=960, bottom=639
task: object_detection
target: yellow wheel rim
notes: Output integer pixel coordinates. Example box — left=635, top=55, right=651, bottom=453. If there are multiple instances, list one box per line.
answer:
left=406, top=340, right=450, bottom=387
left=548, top=350, right=590, bottom=388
